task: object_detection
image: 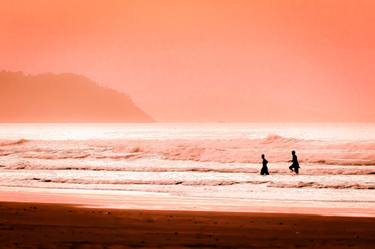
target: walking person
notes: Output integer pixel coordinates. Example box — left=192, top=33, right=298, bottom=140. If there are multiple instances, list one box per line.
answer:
left=288, top=150, right=300, bottom=174
left=260, top=154, right=269, bottom=175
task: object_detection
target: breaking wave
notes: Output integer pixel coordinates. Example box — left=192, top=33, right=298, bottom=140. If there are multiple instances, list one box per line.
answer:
left=2, top=135, right=375, bottom=165
left=268, top=181, right=375, bottom=190
left=3, top=162, right=375, bottom=175
left=0, top=139, right=28, bottom=146
left=26, top=177, right=375, bottom=190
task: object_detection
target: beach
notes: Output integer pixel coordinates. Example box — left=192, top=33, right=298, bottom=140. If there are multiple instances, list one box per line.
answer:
left=1, top=201, right=375, bottom=249
left=3, top=0, right=375, bottom=247
left=0, top=123, right=375, bottom=248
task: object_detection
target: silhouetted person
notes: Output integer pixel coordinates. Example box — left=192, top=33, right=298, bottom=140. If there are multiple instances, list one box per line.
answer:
left=289, top=150, right=300, bottom=174
left=260, top=154, right=269, bottom=175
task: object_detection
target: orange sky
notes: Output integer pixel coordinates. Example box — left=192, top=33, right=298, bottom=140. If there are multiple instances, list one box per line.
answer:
left=1, top=0, right=375, bottom=122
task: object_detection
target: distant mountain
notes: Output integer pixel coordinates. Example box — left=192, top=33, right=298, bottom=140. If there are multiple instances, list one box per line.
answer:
left=0, top=71, right=153, bottom=122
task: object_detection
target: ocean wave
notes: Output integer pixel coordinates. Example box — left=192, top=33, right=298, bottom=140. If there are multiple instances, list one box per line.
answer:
left=1, top=135, right=375, bottom=166
left=28, top=177, right=268, bottom=186
left=27, top=177, right=375, bottom=190
left=268, top=181, right=375, bottom=190
left=4, top=163, right=375, bottom=175
left=0, top=139, right=28, bottom=146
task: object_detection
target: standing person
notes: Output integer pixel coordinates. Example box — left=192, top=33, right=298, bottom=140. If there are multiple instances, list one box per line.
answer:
left=289, top=150, right=300, bottom=174
left=260, top=154, right=269, bottom=175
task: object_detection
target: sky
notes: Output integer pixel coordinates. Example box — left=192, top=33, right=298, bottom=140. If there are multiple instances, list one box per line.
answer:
left=1, top=0, right=375, bottom=122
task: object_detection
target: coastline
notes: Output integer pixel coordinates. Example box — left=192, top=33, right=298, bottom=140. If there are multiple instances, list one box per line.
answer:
left=1, top=187, right=375, bottom=217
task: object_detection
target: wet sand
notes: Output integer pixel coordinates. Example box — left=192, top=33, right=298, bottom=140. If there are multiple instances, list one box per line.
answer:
left=0, top=202, right=374, bottom=249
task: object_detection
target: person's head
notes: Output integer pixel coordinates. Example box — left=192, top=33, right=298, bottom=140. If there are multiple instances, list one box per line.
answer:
left=292, top=150, right=296, bottom=155
left=261, top=154, right=265, bottom=159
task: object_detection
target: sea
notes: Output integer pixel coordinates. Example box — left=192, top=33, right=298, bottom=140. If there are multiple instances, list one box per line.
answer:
left=0, top=123, right=375, bottom=214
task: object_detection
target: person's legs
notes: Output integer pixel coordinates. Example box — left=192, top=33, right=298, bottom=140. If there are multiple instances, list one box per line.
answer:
left=289, top=165, right=294, bottom=172
left=294, top=167, right=299, bottom=174
left=261, top=168, right=266, bottom=175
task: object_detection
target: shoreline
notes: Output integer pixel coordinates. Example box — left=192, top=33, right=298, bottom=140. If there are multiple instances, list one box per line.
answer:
left=1, top=201, right=375, bottom=248
left=1, top=187, right=375, bottom=217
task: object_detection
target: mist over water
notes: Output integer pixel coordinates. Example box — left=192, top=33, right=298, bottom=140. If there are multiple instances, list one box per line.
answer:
left=0, top=123, right=375, bottom=210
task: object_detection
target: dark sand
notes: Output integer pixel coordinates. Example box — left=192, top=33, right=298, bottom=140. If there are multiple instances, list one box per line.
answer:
left=0, top=202, right=374, bottom=249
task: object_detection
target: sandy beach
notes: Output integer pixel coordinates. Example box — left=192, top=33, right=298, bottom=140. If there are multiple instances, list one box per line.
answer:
left=0, top=201, right=374, bottom=249
left=0, top=124, right=375, bottom=248
left=1, top=124, right=375, bottom=248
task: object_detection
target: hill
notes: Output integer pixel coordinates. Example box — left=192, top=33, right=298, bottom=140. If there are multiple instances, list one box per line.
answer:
left=0, top=71, right=153, bottom=122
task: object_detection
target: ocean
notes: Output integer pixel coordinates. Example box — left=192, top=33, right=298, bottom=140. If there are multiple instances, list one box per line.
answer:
left=0, top=123, right=375, bottom=214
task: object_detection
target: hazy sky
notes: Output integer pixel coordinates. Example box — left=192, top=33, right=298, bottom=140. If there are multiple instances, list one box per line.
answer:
left=1, top=0, right=375, bottom=122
